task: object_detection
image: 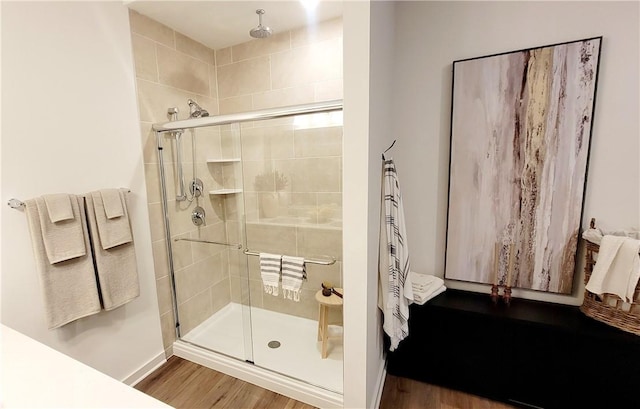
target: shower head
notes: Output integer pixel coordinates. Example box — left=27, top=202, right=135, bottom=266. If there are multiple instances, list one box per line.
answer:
left=187, top=99, right=209, bottom=118
left=249, top=9, right=272, bottom=39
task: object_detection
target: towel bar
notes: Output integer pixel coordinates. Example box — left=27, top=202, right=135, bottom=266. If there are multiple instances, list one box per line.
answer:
left=243, top=249, right=336, bottom=265
left=8, top=190, right=132, bottom=211
left=174, top=237, right=242, bottom=249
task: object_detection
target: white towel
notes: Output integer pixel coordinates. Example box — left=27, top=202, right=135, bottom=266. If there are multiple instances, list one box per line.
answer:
left=91, top=189, right=133, bottom=249
left=43, top=193, right=74, bottom=222
left=260, top=253, right=281, bottom=296
left=586, top=235, right=640, bottom=302
left=282, top=255, right=305, bottom=302
left=25, top=197, right=101, bottom=329
left=100, top=189, right=124, bottom=219
left=411, top=272, right=446, bottom=304
left=86, top=192, right=140, bottom=310
left=35, top=195, right=86, bottom=264
left=414, top=285, right=446, bottom=305
left=378, top=159, right=413, bottom=352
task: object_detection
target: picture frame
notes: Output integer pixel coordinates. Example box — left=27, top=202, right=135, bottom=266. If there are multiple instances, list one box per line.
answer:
left=444, top=37, right=602, bottom=294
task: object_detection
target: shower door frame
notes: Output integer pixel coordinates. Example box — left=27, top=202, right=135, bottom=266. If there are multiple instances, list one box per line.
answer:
left=152, top=99, right=343, bottom=356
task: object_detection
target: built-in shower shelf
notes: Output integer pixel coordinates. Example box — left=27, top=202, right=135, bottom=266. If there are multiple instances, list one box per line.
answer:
left=207, top=158, right=241, bottom=163
left=209, top=189, right=242, bottom=195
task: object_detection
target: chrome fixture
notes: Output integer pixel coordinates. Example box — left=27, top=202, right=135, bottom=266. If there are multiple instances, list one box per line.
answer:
left=190, top=178, right=204, bottom=198
left=187, top=99, right=209, bottom=118
left=249, top=9, right=272, bottom=39
left=168, top=107, right=179, bottom=121
left=191, top=206, right=206, bottom=226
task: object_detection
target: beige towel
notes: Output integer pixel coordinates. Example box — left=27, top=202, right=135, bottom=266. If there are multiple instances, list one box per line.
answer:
left=85, top=192, right=140, bottom=310
left=25, top=197, right=101, bottom=329
left=43, top=193, right=74, bottom=222
left=586, top=235, right=640, bottom=302
left=91, top=189, right=132, bottom=250
left=100, top=189, right=124, bottom=219
left=35, top=196, right=86, bottom=264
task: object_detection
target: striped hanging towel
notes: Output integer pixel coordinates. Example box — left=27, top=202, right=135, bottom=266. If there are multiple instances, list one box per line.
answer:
left=260, top=253, right=281, bottom=296
left=282, top=255, right=306, bottom=301
left=378, top=159, right=413, bottom=351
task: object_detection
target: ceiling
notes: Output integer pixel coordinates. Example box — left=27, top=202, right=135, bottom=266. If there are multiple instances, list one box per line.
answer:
left=125, top=1, right=344, bottom=50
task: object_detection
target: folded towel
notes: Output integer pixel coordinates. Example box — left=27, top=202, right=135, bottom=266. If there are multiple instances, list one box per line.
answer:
left=43, top=193, right=74, bottom=222
left=85, top=192, right=140, bottom=310
left=260, top=253, right=281, bottom=296
left=282, top=255, right=305, bottom=302
left=25, top=197, right=101, bottom=329
left=414, top=285, right=446, bottom=305
left=90, top=189, right=133, bottom=249
left=586, top=235, right=640, bottom=302
left=35, top=196, right=86, bottom=264
left=100, top=189, right=124, bottom=219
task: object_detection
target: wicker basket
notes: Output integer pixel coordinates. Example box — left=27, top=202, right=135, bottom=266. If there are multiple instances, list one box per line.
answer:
left=580, top=221, right=640, bottom=336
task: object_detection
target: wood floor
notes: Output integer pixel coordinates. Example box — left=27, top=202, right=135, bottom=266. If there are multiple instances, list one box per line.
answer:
left=136, top=356, right=514, bottom=409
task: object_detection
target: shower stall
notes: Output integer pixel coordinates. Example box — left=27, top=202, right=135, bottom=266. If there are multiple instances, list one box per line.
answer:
left=152, top=100, right=344, bottom=405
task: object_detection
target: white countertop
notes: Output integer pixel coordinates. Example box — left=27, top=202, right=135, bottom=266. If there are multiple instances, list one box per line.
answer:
left=1, top=324, right=172, bottom=408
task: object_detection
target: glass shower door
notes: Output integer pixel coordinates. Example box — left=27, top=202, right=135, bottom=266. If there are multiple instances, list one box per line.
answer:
left=158, top=123, right=254, bottom=363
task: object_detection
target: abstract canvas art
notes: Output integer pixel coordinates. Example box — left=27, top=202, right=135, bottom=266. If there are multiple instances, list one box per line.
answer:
left=445, top=37, right=602, bottom=294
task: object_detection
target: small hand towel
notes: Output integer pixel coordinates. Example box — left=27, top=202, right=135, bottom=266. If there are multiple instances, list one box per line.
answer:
left=35, top=196, right=86, bottom=264
left=282, top=255, right=305, bottom=302
left=25, top=197, right=101, bottom=329
left=91, top=189, right=133, bottom=249
left=86, top=192, right=140, bottom=310
left=586, top=235, right=640, bottom=302
left=260, top=253, right=281, bottom=296
left=43, top=193, right=74, bottom=222
left=414, top=285, right=446, bottom=305
left=100, top=189, right=125, bottom=219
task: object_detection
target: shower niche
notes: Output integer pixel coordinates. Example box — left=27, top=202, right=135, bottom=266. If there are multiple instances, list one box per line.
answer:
left=153, top=103, right=344, bottom=399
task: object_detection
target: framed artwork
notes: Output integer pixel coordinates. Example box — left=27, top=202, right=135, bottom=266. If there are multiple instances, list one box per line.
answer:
left=445, top=37, right=602, bottom=294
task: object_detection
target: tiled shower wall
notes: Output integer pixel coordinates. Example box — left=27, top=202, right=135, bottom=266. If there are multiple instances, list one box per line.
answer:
left=129, top=10, right=343, bottom=356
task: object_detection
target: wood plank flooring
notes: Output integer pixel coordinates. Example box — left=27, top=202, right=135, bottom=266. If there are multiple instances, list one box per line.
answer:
left=135, top=356, right=514, bottom=409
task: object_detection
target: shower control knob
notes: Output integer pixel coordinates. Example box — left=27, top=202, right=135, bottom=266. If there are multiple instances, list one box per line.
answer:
left=191, top=206, right=206, bottom=226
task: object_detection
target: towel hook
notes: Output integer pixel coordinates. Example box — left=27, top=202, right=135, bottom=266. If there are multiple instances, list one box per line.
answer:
left=382, top=140, right=396, bottom=160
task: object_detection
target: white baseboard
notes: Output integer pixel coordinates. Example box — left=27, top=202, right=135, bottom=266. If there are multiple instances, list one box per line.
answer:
left=371, top=360, right=387, bottom=409
left=174, top=341, right=343, bottom=409
left=122, top=351, right=167, bottom=387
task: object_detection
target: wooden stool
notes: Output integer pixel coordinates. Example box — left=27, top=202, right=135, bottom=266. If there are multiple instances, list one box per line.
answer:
left=315, top=288, right=343, bottom=359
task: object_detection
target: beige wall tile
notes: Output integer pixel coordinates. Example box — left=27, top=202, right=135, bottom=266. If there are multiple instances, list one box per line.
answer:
left=143, top=164, right=162, bottom=204
left=240, top=125, right=295, bottom=161
left=261, top=287, right=319, bottom=320
left=242, top=160, right=272, bottom=192
left=219, top=95, right=253, bottom=115
left=148, top=202, right=166, bottom=241
left=174, top=254, right=224, bottom=305
left=220, top=124, right=242, bottom=157
left=152, top=239, right=170, bottom=280
left=248, top=278, right=263, bottom=308
left=171, top=233, right=194, bottom=271
left=297, top=226, right=342, bottom=261
left=291, top=17, right=343, bottom=48
left=140, top=122, right=157, bottom=164
left=306, top=261, right=342, bottom=291
left=136, top=79, right=193, bottom=123
left=168, top=203, right=198, bottom=237
left=279, top=157, right=341, bottom=193
left=178, top=289, right=213, bottom=335
left=243, top=192, right=259, bottom=222
left=252, top=85, right=315, bottom=111
left=129, top=10, right=175, bottom=48
left=217, top=56, right=271, bottom=99
left=157, top=45, right=210, bottom=95
left=215, top=47, right=232, bottom=66
left=195, top=127, right=222, bottom=162
left=208, top=65, right=218, bottom=99
left=156, top=275, right=173, bottom=315
left=160, top=311, right=176, bottom=351
left=294, top=126, right=342, bottom=157
left=232, top=31, right=290, bottom=62
left=131, top=34, right=158, bottom=82
left=203, top=196, right=226, bottom=222
left=190, top=222, right=228, bottom=262
left=246, top=223, right=296, bottom=255
left=190, top=94, right=219, bottom=116
left=211, top=278, right=231, bottom=313
left=314, top=79, right=343, bottom=101
left=271, top=39, right=342, bottom=89
left=175, top=31, right=214, bottom=64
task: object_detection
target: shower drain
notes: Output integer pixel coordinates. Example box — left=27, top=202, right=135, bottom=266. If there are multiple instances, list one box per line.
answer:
left=267, top=340, right=281, bottom=349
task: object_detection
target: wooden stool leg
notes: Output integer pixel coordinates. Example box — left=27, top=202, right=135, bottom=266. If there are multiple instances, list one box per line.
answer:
left=317, top=304, right=324, bottom=341
left=318, top=304, right=329, bottom=359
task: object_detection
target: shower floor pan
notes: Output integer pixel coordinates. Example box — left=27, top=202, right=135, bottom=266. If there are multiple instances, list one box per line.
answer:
left=179, top=303, right=343, bottom=402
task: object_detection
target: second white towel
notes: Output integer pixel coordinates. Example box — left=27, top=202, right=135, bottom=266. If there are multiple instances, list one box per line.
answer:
left=282, top=255, right=305, bottom=302
left=260, top=253, right=281, bottom=296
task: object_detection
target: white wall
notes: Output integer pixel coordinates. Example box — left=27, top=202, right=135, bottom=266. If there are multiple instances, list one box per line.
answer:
left=1, top=2, right=165, bottom=382
left=392, top=1, right=640, bottom=305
